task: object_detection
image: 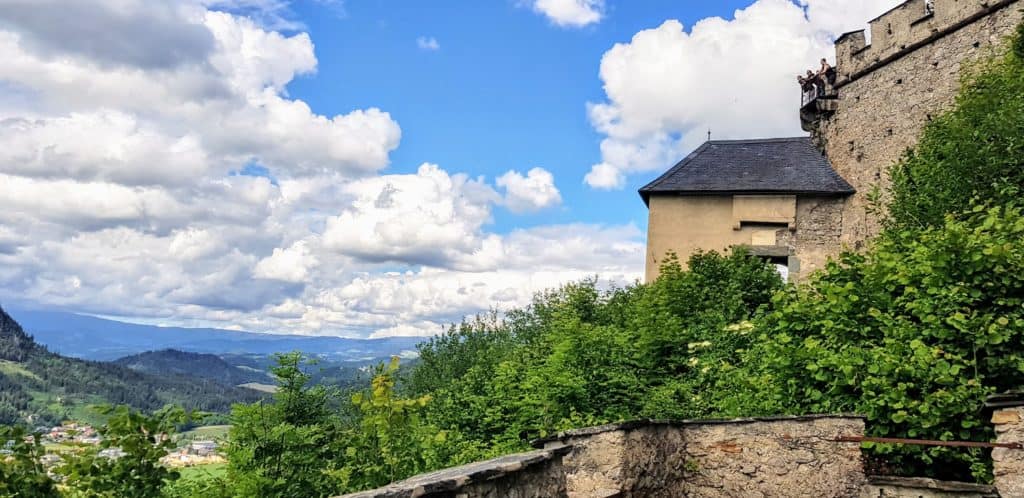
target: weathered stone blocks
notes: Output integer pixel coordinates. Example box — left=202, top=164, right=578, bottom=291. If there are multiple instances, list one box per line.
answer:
left=994, top=406, right=1024, bottom=498
left=813, top=0, right=1024, bottom=258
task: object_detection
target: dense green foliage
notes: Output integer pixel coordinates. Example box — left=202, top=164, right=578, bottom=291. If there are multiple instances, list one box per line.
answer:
left=222, top=353, right=476, bottom=497
left=887, top=32, right=1024, bottom=230
left=0, top=426, right=59, bottom=497
left=59, top=406, right=187, bottom=497
left=721, top=200, right=1024, bottom=480
left=407, top=250, right=782, bottom=453
left=0, top=307, right=262, bottom=426
left=0, top=407, right=185, bottom=498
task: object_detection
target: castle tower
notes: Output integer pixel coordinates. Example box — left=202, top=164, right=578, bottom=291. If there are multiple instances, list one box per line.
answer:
left=802, top=0, right=1023, bottom=249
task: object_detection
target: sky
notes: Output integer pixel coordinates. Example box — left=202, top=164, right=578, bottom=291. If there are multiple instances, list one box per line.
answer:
left=0, top=0, right=900, bottom=338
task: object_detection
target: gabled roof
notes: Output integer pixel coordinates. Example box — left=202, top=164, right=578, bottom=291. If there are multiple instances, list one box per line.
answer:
left=638, top=137, right=855, bottom=205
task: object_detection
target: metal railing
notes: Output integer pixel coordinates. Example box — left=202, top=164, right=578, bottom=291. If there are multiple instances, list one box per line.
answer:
left=833, top=435, right=1024, bottom=450
left=801, top=88, right=820, bottom=107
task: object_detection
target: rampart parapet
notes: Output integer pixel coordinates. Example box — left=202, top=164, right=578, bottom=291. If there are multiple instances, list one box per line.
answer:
left=835, top=0, right=1019, bottom=86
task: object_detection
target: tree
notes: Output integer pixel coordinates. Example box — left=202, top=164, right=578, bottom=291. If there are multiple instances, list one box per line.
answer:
left=225, top=352, right=339, bottom=498
left=0, top=427, right=60, bottom=498
left=60, top=406, right=186, bottom=497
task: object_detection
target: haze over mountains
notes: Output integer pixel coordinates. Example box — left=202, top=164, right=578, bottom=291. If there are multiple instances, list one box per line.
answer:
left=7, top=308, right=426, bottom=361
left=0, top=306, right=263, bottom=425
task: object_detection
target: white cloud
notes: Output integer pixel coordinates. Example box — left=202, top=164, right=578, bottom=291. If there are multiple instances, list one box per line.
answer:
left=497, top=167, right=562, bottom=213
left=253, top=240, right=317, bottom=283
left=584, top=0, right=901, bottom=189
left=526, top=0, right=604, bottom=28
left=0, top=0, right=646, bottom=338
left=322, top=163, right=499, bottom=267
left=0, top=111, right=210, bottom=186
left=416, top=36, right=440, bottom=51
left=0, top=0, right=213, bottom=70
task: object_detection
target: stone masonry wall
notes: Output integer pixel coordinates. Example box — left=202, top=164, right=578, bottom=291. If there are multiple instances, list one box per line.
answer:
left=338, top=415, right=867, bottom=498
left=993, top=406, right=1024, bottom=497
left=548, top=422, right=690, bottom=497
left=814, top=0, right=1023, bottom=249
left=780, top=196, right=847, bottom=278
left=338, top=413, right=1024, bottom=498
left=679, top=416, right=865, bottom=497
left=337, top=447, right=570, bottom=498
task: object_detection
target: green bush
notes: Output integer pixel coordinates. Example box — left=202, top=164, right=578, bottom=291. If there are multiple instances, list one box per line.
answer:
left=0, top=427, right=60, bottom=498
left=1014, top=21, right=1024, bottom=60
left=408, top=250, right=782, bottom=450
left=727, top=200, right=1024, bottom=480
left=887, top=24, right=1024, bottom=230
left=226, top=353, right=478, bottom=497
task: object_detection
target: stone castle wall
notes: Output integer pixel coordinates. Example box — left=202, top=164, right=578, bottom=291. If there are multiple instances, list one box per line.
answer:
left=338, top=415, right=867, bottom=498
left=339, top=412, right=1024, bottom=497
left=993, top=406, right=1024, bottom=497
left=812, top=0, right=1023, bottom=251
left=780, top=196, right=846, bottom=278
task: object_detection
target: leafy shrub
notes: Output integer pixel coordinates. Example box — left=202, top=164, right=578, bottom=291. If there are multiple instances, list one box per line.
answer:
left=409, top=250, right=782, bottom=450
left=226, top=353, right=477, bottom=497
left=60, top=406, right=186, bottom=497
left=0, top=427, right=60, bottom=498
left=728, top=200, right=1024, bottom=480
left=887, top=25, right=1024, bottom=230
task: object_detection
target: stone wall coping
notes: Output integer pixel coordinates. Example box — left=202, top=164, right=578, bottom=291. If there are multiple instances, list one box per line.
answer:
left=530, top=414, right=865, bottom=448
left=333, top=445, right=572, bottom=498
left=868, top=475, right=998, bottom=494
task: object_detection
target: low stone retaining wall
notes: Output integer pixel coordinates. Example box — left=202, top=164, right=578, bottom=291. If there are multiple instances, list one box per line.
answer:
left=339, top=446, right=571, bottom=498
left=339, top=409, right=1024, bottom=498
left=338, top=415, right=867, bottom=498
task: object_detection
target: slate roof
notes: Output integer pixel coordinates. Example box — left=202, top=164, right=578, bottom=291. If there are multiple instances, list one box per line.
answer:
left=638, top=137, right=855, bottom=205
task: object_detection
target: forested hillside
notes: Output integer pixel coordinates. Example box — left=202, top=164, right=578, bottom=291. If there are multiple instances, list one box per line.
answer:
left=114, top=349, right=272, bottom=387
left=0, top=307, right=263, bottom=425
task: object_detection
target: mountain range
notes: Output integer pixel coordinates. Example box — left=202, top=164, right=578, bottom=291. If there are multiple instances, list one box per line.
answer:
left=7, top=308, right=426, bottom=361
left=0, top=306, right=263, bottom=425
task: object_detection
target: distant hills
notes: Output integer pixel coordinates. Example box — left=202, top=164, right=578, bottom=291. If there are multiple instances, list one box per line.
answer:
left=8, top=308, right=426, bottom=361
left=0, top=306, right=263, bottom=426
left=113, top=349, right=272, bottom=387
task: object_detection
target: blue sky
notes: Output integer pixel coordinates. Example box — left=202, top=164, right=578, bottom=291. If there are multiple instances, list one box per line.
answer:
left=285, top=0, right=751, bottom=231
left=0, top=0, right=898, bottom=336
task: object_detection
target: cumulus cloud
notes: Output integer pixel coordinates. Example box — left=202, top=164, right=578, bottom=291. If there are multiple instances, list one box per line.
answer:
left=416, top=36, right=440, bottom=51
left=0, top=0, right=646, bottom=338
left=253, top=240, right=317, bottom=283
left=322, top=163, right=500, bottom=267
left=497, top=167, right=562, bottom=213
left=0, top=0, right=213, bottom=69
left=584, top=0, right=900, bottom=189
left=525, top=0, right=604, bottom=28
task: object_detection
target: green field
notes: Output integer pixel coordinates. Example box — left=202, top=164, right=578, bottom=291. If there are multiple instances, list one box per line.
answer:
left=178, top=424, right=230, bottom=442
left=178, top=462, right=227, bottom=481
left=0, top=360, right=41, bottom=381
left=237, top=382, right=277, bottom=393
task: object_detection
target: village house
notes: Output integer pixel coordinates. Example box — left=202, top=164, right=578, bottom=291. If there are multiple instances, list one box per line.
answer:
left=639, top=137, right=854, bottom=282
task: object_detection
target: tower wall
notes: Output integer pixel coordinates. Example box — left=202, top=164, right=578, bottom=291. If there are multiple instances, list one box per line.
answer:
left=815, top=0, right=1022, bottom=249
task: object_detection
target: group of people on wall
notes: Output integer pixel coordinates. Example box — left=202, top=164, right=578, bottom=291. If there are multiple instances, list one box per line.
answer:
left=798, top=58, right=836, bottom=103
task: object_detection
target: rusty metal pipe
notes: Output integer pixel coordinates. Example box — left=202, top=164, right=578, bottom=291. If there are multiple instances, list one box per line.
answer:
left=833, top=435, right=1023, bottom=450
